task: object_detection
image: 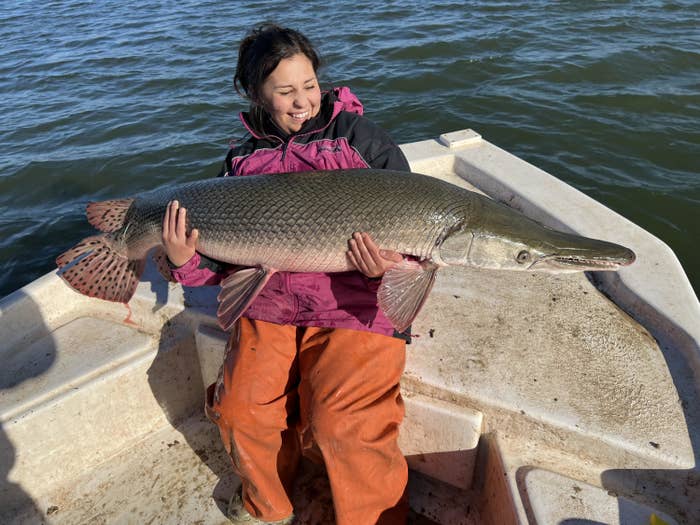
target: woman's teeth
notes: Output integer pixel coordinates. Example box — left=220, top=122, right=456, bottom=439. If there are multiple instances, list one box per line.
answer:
left=291, top=112, right=309, bottom=120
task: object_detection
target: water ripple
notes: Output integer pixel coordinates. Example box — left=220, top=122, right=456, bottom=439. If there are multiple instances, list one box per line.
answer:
left=0, top=0, right=698, bottom=296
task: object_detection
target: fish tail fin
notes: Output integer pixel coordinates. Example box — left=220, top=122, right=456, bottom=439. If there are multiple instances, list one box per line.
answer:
left=56, top=234, right=145, bottom=303
left=86, top=198, right=134, bottom=232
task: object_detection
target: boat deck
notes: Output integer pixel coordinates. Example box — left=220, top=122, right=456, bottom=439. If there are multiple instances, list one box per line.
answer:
left=1, top=130, right=697, bottom=524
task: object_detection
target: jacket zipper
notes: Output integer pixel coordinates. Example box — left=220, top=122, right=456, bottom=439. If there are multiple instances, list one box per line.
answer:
left=281, top=136, right=295, bottom=170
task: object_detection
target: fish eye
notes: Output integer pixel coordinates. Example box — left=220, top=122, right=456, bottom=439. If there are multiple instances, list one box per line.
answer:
left=516, top=250, right=531, bottom=264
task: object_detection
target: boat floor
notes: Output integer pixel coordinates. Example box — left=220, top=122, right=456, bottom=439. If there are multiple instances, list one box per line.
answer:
left=10, top=412, right=478, bottom=525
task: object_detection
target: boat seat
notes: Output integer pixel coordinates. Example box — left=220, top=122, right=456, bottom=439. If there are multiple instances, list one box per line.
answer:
left=0, top=313, right=204, bottom=498
left=0, top=317, right=153, bottom=422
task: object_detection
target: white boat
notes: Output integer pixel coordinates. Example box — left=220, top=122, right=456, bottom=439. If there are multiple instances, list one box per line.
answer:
left=1, top=129, right=697, bottom=524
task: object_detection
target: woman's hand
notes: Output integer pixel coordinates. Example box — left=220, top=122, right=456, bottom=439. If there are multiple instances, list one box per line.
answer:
left=162, top=200, right=199, bottom=267
left=347, top=232, right=403, bottom=278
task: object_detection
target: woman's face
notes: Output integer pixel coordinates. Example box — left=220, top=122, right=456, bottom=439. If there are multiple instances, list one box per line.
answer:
left=259, top=53, right=321, bottom=135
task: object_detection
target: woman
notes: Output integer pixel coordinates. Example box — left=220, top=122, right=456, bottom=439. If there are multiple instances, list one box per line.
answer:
left=163, top=24, right=411, bottom=525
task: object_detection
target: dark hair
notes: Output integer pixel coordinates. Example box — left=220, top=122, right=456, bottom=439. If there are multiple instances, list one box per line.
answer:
left=234, top=23, right=321, bottom=104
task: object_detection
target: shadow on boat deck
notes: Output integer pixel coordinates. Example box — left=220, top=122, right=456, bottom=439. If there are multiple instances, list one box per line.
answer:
left=0, top=292, right=52, bottom=522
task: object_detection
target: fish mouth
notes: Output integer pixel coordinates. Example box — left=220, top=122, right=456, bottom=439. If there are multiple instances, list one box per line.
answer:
left=534, top=250, right=636, bottom=271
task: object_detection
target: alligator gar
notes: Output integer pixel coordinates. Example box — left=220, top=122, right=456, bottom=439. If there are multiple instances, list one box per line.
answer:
left=56, top=169, right=635, bottom=332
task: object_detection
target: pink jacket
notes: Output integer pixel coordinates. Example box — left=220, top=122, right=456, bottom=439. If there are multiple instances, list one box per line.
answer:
left=171, top=87, right=411, bottom=339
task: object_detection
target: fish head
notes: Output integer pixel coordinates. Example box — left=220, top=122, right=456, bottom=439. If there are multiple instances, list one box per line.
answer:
left=439, top=197, right=636, bottom=273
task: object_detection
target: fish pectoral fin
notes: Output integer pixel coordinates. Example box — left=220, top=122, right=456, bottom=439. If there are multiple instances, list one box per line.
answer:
left=217, top=267, right=274, bottom=331
left=378, top=259, right=439, bottom=333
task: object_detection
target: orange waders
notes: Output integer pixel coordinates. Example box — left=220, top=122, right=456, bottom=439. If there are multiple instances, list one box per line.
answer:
left=205, top=317, right=408, bottom=524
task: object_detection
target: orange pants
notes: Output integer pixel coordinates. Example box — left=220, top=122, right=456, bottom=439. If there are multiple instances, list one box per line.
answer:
left=205, top=318, right=408, bottom=525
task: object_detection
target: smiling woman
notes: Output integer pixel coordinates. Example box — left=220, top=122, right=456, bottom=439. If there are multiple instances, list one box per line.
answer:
left=160, top=22, right=414, bottom=525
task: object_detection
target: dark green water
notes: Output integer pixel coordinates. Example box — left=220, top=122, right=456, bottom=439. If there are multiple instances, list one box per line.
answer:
left=1, top=1, right=698, bottom=298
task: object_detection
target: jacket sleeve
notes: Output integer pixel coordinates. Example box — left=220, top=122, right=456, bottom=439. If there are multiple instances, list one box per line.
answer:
left=219, top=145, right=240, bottom=177
left=220, top=136, right=257, bottom=177
left=368, top=141, right=411, bottom=171
left=170, top=252, right=229, bottom=286
left=217, top=155, right=230, bottom=177
left=342, top=113, right=411, bottom=171
left=364, top=124, right=410, bottom=171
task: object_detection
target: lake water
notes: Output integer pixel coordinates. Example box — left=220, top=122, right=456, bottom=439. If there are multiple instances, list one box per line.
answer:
left=1, top=0, right=698, bottom=298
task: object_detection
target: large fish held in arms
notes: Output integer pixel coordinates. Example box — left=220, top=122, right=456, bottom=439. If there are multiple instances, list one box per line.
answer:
left=56, top=169, right=636, bottom=332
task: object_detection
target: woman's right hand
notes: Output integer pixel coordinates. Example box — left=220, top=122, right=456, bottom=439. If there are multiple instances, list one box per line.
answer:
left=162, top=200, right=199, bottom=267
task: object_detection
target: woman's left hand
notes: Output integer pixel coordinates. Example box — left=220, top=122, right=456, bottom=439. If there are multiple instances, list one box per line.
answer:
left=347, top=232, right=403, bottom=278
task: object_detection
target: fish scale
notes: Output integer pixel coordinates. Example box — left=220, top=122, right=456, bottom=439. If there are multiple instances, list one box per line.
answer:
left=146, top=169, right=461, bottom=272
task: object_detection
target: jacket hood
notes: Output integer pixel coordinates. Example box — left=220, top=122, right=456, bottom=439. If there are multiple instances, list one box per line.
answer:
left=331, top=86, right=364, bottom=117
left=239, top=86, right=364, bottom=141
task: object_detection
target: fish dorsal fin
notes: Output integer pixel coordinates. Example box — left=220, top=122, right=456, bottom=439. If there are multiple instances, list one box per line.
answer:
left=378, top=259, right=440, bottom=333
left=217, top=267, right=274, bottom=331
left=86, top=199, right=134, bottom=232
